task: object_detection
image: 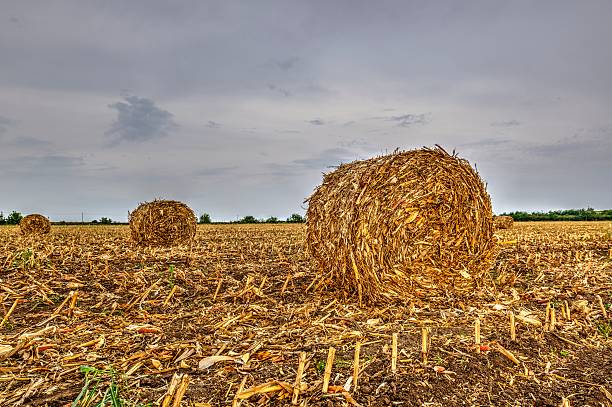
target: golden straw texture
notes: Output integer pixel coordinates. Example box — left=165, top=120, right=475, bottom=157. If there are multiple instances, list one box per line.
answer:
left=493, top=215, right=514, bottom=230
left=305, top=146, right=497, bottom=304
left=129, top=200, right=196, bottom=246
left=20, top=214, right=51, bottom=235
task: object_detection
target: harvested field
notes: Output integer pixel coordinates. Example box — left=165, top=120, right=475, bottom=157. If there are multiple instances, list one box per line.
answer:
left=0, top=222, right=611, bottom=406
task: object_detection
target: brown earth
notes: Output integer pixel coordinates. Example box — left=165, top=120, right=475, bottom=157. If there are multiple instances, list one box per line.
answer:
left=0, top=222, right=610, bottom=406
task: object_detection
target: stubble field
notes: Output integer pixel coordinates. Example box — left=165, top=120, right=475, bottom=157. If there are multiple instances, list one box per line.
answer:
left=0, top=222, right=611, bottom=406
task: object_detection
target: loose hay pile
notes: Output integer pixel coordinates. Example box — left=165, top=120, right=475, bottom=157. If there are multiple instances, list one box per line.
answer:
left=306, top=146, right=497, bottom=304
left=129, top=200, right=196, bottom=246
left=20, top=214, right=51, bottom=235
left=494, top=215, right=514, bottom=230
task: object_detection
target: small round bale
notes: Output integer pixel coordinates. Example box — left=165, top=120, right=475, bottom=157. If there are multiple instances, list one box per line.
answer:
left=20, top=214, right=51, bottom=235
left=493, top=215, right=514, bottom=230
left=305, top=146, right=497, bottom=304
left=129, top=200, right=197, bottom=246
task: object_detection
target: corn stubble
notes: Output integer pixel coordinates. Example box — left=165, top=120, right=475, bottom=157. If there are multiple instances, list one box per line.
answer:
left=306, top=146, right=497, bottom=304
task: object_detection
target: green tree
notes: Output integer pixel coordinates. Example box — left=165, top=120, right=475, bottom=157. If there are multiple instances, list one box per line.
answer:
left=265, top=216, right=279, bottom=223
left=199, top=213, right=212, bottom=224
left=239, top=215, right=258, bottom=224
left=99, top=217, right=113, bottom=224
left=286, top=213, right=304, bottom=223
left=0, top=212, right=5, bottom=225
left=6, top=211, right=22, bottom=225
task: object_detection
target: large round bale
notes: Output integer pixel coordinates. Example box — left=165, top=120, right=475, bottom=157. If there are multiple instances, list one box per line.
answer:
left=129, top=200, right=197, bottom=246
left=306, top=146, right=497, bottom=304
left=493, top=215, right=514, bottom=230
left=20, top=214, right=51, bottom=235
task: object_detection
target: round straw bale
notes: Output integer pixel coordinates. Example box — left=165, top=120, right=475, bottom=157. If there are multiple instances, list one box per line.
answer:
left=305, top=146, right=497, bottom=304
left=20, top=214, right=51, bottom=235
left=493, top=215, right=514, bottom=230
left=129, top=200, right=196, bottom=246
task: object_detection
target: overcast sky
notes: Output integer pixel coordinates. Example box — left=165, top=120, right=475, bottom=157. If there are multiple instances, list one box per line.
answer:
left=1, top=1, right=611, bottom=221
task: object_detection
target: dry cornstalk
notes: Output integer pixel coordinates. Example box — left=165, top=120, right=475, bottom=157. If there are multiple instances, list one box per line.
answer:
left=1, top=298, right=19, bottom=327
left=292, top=352, right=306, bottom=404
left=353, top=342, right=361, bottom=393
left=171, top=374, right=190, bottom=407
left=232, top=376, right=248, bottom=407
left=475, top=319, right=481, bottom=353
left=322, top=347, right=336, bottom=393
left=161, top=374, right=182, bottom=407
left=509, top=312, right=516, bottom=341
left=495, top=343, right=520, bottom=365
left=549, top=308, right=556, bottom=331
left=421, top=327, right=429, bottom=364
left=213, top=278, right=223, bottom=301
left=67, top=290, right=78, bottom=318
left=596, top=295, right=608, bottom=318
left=391, top=333, right=398, bottom=373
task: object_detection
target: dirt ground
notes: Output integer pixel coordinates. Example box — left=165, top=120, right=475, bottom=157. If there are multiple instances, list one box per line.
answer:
left=0, top=222, right=611, bottom=406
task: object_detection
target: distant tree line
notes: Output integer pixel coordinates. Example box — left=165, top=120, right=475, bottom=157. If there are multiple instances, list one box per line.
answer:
left=500, top=208, right=612, bottom=222
left=0, top=210, right=306, bottom=225
left=0, top=211, right=23, bottom=225
left=198, top=213, right=305, bottom=224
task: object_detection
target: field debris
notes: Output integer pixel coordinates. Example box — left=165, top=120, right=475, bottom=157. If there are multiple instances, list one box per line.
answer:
left=0, top=221, right=610, bottom=405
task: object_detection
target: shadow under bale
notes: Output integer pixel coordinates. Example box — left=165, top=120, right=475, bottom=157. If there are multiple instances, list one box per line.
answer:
left=306, top=146, right=498, bottom=304
left=129, top=200, right=197, bottom=246
left=20, top=214, right=51, bottom=235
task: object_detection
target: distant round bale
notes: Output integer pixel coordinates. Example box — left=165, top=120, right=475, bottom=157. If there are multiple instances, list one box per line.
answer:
left=305, top=146, right=497, bottom=304
left=493, top=215, right=514, bottom=230
left=129, top=200, right=197, bottom=246
left=20, top=214, right=51, bottom=235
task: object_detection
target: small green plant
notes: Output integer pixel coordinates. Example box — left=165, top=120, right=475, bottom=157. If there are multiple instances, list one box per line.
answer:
left=559, top=350, right=569, bottom=357
left=167, top=264, right=175, bottom=288
left=596, top=321, right=611, bottom=339
left=315, top=360, right=326, bottom=373
left=12, top=248, right=34, bottom=269
left=334, top=358, right=351, bottom=368
left=72, top=365, right=124, bottom=407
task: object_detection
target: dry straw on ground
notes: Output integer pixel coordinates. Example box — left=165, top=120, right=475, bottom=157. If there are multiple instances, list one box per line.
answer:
left=19, top=214, right=51, bottom=235
left=129, top=200, right=196, bottom=246
left=494, top=215, right=514, bottom=230
left=306, top=146, right=497, bottom=304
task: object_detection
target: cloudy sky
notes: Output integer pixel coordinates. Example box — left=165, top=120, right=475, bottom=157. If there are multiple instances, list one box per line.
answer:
left=1, top=1, right=611, bottom=221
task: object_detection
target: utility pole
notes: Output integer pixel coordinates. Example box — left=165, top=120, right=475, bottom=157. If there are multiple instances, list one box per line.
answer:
left=81, top=212, right=84, bottom=223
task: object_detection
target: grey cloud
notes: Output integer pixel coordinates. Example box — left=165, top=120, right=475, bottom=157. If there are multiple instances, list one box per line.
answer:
left=526, top=133, right=612, bottom=158
left=5, top=136, right=52, bottom=147
left=308, top=119, right=326, bottom=126
left=267, top=84, right=291, bottom=97
left=459, top=138, right=511, bottom=148
left=491, top=120, right=521, bottom=127
left=0, top=115, right=16, bottom=135
left=275, top=57, right=300, bottom=71
left=206, top=121, right=221, bottom=129
left=193, top=166, right=238, bottom=177
left=386, top=113, right=429, bottom=127
left=106, top=95, right=177, bottom=144
left=0, top=154, right=84, bottom=175
left=292, top=147, right=355, bottom=169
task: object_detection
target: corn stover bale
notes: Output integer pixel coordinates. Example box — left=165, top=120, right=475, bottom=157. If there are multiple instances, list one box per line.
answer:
left=20, top=214, right=51, bottom=235
left=129, top=200, right=196, bottom=246
left=305, top=146, right=497, bottom=304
